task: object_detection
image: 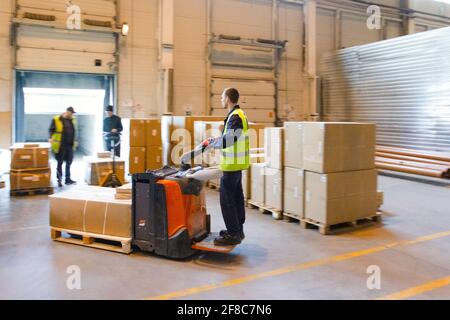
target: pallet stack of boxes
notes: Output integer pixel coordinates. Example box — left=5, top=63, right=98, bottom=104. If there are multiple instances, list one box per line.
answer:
left=282, top=122, right=378, bottom=233
left=283, top=122, right=305, bottom=220
left=9, top=143, right=52, bottom=195
left=263, top=127, right=284, bottom=217
left=49, top=186, right=133, bottom=254
left=122, top=119, right=163, bottom=175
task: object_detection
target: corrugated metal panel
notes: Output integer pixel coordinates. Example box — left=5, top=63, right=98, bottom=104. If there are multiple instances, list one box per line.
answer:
left=321, top=27, right=450, bottom=153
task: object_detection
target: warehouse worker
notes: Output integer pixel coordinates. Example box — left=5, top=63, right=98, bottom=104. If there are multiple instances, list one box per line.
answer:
left=49, top=107, right=78, bottom=188
left=103, top=105, right=123, bottom=157
left=205, top=88, right=250, bottom=246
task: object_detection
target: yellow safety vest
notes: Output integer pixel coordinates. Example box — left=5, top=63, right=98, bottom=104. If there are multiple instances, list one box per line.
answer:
left=219, top=108, right=250, bottom=172
left=51, top=115, right=78, bottom=154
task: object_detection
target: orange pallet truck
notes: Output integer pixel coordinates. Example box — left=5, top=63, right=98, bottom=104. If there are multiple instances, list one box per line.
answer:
left=132, top=144, right=236, bottom=259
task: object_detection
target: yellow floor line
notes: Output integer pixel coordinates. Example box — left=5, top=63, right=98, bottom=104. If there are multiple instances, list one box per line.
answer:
left=377, top=276, right=450, bottom=300
left=146, top=230, right=450, bottom=300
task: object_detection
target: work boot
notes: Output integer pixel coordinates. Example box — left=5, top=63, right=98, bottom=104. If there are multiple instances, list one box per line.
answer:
left=57, top=181, right=63, bottom=188
left=214, top=233, right=241, bottom=246
left=220, top=229, right=245, bottom=240
left=65, top=179, right=77, bottom=185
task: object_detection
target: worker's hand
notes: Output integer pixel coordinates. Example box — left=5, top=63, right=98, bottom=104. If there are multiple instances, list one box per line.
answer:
left=74, top=141, right=79, bottom=150
left=48, top=138, right=54, bottom=144
left=111, top=129, right=118, bottom=133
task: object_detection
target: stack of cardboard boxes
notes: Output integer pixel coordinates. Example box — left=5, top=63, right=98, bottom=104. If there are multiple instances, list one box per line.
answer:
left=263, top=128, right=284, bottom=210
left=302, top=122, right=377, bottom=226
left=122, top=119, right=163, bottom=174
left=282, top=122, right=377, bottom=227
left=9, top=143, right=52, bottom=192
left=50, top=186, right=132, bottom=239
left=283, top=122, right=305, bottom=219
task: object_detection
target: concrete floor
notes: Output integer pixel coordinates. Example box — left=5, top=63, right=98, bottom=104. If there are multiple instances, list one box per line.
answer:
left=1, top=161, right=450, bottom=300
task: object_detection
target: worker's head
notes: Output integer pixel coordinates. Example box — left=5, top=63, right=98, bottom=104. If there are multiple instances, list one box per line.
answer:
left=221, top=88, right=240, bottom=109
left=63, top=107, right=76, bottom=119
left=105, top=105, right=114, bottom=117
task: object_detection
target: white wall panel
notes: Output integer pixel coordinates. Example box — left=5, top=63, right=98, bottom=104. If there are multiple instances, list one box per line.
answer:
left=211, top=94, right=274, bottom=110
left=18, top=0, right=116, bottom=17
left=211, top=78, right=275, bottom=95
left=341, top=12, right=381, bottom=48
left=386, top=20, right=403, bottom=39
left=17, top=25, right=116, bottom=53
left=118, top=0, right=160, bottom=117
left=211, top=107, right=275, bottom=124
left=16, top=48, right=115, bottom=73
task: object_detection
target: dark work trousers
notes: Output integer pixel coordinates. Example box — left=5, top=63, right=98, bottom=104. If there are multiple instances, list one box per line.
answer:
left=104, top=136, right=121, bottom=158
left=56, top=145, right=74, bottom=183
left=220, top=171, right=245, bottom=237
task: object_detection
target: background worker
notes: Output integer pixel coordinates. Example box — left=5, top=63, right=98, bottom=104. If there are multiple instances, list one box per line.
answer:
left=103, top=105, right=123, bottom=157
left=205, top=88, right=250, bottom=246
left=49, top=107, right=78, bottom=187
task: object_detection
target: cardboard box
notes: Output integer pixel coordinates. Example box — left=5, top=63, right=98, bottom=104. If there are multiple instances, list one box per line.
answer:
left=84, top=157, right=125, bottom=186
left=146, top=119, right=162, bottom=147
left=10, top=143, right=50, bottom=169
left=10, top=168, right=51, bottom=190
left=284, top=167, right=304, bottom=218
left=123, top=119, right=147, bottom=147
left=250, top=163, right=265, bottom=204
left=264, top=127, right=284, bottom=170
left=302, top=122, right=376, bottom=173
left=284, top=122, right=303, bottom=169
left=146, top=146, right=163, bottom=170
left=97, top=151, right=111, bottom=159
left=49, top=186, right=132, bottom=238
left=304, top=169, right=378, bottom=225
left=265, top=167, right=283, bottom=210
left=129, top=147, right=146, bottom=174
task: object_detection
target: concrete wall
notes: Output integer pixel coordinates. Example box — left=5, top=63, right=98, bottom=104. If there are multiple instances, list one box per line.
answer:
left=117, top=0, right=161, bottom=119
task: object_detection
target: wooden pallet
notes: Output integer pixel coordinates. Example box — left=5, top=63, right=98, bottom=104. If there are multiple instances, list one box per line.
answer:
left=299, top=212, right=383, bottom=235
left=51, top=228, right=132, bottom=254
left=282, top=212, right=303, bottom=222
left=0, top=180, right=5, bottom=189
left=10, top=186, right=54, bottom=197
left=247, top=200, right=283, bottom=220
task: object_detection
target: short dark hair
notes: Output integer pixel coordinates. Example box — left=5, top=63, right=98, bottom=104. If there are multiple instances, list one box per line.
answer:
left=106, top=105, right=114, bottom=112
left=225, top=88, right=240, bottom=104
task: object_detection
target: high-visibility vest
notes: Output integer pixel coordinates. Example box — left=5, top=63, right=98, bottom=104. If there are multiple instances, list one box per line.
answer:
left=51, top=115, right=77, bottom=154
left=219, top=108, right=250, bottom=172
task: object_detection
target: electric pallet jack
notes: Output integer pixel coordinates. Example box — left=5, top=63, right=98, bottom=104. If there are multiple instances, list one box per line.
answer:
left=132, top=142, right=237, bottom=259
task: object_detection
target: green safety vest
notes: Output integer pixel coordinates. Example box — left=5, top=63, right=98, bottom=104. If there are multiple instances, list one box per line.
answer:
left=51, top=115, right=78, bottom=154
left=219, top=108, right=250, bottom=172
